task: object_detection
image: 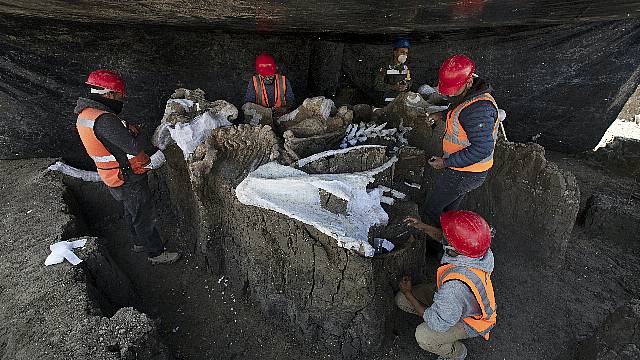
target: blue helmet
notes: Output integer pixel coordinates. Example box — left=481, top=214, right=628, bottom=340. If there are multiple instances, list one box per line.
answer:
left=393, top=37, right=411, bottom=49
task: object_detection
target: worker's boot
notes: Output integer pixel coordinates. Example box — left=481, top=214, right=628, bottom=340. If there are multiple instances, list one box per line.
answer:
left=436, top=343, right=467, bottom=360
left=148, top=251, right=181, bottom=265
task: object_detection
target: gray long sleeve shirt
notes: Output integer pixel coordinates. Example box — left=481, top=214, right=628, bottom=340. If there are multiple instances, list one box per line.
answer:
left=423, top=249, right=495, bottom=336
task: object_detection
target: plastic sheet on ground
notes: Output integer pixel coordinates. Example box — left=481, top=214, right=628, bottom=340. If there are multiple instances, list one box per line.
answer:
left=45, top=238, right=87, bottom=266
left=236, top=158, right=398, bottom=257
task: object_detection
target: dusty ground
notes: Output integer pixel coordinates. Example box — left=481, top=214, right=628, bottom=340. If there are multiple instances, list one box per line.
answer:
left=67, top=151, right=640, bottom=360
left=0, top=159, right=165, bottom=359
left=1, top=150, right=639, bottom=360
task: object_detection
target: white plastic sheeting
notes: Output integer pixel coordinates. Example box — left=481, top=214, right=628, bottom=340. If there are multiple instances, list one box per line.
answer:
left=236, top=157, right=398, bottom=257
left=167, top=111, right=233, bottom=159
left=45, top=238, right=87, bottom=266
left=48, top=161, right=101, bottom=182
left=153, top=97, right=237, bottom=159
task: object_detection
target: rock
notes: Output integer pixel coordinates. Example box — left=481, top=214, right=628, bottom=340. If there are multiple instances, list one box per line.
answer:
left=287, top=116, right=327, bottom=137
left=352, top=104, right=372, bottom=123
left=319, top=188, right=348, bottom=214
left=242, top=102, right=273, bottom=126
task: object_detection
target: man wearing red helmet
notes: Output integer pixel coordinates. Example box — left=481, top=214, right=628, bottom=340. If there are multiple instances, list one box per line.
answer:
left=74, top=69, right=180, bottom=265
left=244, top=53, right=295, bottom=117
left=422, top=54, right=501, bottom=228
left=397, top=210, right=496, bottom=360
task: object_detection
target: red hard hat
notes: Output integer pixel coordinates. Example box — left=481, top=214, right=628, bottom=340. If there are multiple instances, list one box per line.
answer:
left=437, top=54, right=476, bottom=96
left=440, top=210, right=491, bottom=258
left=255, top=53, right=276, bottom=76
left=86, top=69, right=126, bottom=96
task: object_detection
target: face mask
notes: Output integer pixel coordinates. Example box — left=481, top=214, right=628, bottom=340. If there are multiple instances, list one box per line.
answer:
left=397, top=54, right=408, bottom=63
left=108, top=99, right=124, bottom=114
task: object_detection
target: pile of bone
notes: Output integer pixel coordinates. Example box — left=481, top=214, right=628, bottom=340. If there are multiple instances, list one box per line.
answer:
left=340, top=121, right=411, bottom=152
left=152, top=88, right=237, bottom=159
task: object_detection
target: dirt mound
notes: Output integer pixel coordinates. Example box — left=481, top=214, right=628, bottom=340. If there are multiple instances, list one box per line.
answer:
left=160, top=124, right=429, bottom=359
left=0, top=159, right=167, bottom=359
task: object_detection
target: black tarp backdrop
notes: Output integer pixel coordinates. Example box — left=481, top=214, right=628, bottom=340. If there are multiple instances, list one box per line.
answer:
left=0, top=12, right=639, bottom=169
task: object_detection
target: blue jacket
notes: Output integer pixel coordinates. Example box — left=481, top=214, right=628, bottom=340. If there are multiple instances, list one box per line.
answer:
left=443, top=79, right=498, bottom=169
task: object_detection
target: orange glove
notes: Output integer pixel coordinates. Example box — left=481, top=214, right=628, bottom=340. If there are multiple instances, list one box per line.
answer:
left=129, top=151, right=151, bottom=174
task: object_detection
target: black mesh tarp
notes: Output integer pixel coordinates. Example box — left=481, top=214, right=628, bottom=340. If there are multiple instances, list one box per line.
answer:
left=0, top=8, right=639, bottom=168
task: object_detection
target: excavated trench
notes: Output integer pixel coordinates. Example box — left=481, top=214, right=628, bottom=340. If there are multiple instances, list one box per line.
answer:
left=24, top=90, right=640, bottom=360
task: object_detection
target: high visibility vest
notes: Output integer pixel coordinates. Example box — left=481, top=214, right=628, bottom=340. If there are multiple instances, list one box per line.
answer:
left=436, top=263, right=497, bottom=340
left=383, top=63, right=411, bottom=103
left=442, top=93, right=499, bottom=172
left=252, top=74, right=287, bottom=109
left=76, top=108, right=149, bottom=187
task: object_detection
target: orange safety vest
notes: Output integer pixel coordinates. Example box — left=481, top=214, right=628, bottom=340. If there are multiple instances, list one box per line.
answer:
left=76, top=108, right=149, bottom=187
left=252, top=74, right=287, bottom=109
left=442, top=93, right=499, bottom=172
left=436, top=263, right=497, bottom=340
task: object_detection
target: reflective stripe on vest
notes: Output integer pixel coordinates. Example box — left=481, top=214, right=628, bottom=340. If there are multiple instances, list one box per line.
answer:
left=252, top=74, right=287, bottom=109
left=436, top=264, right=497, bottom=340
left=442, top=93, right=499, bottom=173
left=76, top=108, right=136, bottom=188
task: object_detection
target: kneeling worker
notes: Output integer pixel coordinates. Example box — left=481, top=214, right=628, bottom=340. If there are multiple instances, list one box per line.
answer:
left=397, top=210, right=496, bottom=360
left=75, top=69, right=181, bottom=265
left=244, top=53, right=295, bottom=117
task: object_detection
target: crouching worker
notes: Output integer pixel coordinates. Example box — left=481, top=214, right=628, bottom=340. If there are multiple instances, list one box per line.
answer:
left=396, top=210, right=496, bottom=360
left=75, top=69, right=181, bottom=265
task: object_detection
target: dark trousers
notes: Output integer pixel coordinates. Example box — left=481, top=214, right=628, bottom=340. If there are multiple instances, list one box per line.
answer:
left=421, top=169, right=488, bottom=227
left=108, top=178, right=164, bottom=257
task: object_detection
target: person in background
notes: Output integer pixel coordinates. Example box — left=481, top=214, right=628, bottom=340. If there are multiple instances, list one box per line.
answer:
left=373, top=37, right=412, bottom=105
left=244, top=53, right=295, bottom=117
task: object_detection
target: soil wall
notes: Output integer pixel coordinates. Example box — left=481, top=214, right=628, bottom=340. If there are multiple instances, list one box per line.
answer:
left=0, top=158, right=167, bottom=359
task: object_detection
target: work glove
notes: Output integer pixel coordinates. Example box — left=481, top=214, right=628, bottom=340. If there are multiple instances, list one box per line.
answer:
left=145, top=150, right=166, bottom=170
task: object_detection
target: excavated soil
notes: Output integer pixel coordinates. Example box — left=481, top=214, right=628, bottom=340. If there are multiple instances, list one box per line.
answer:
left=64, top=151, right=640, bottom=360
left=0, top=159, right=167, bottom=360
left=2, top=148, right=639, bottom=359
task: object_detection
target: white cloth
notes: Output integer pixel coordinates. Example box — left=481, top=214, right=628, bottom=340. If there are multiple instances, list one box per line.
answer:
left=145, top=150, right=166, bottom=169
left=47, top=161, right=101, bottom=182
left=45, top=239, right=87, bottom=266
left=236, top=157, right=397, bottom=257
